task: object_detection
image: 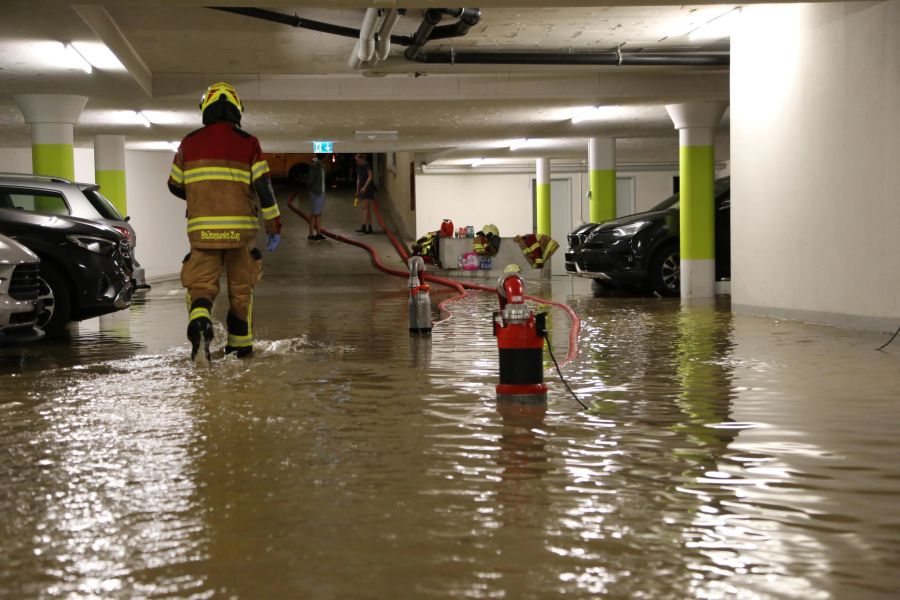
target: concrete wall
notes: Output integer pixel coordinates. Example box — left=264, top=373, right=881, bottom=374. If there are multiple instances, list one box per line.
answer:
left=731, top=1, right=900, bottom=330
left=0, top=146, right=186, bottom=280
left=379, top=151, right=416, bottom=242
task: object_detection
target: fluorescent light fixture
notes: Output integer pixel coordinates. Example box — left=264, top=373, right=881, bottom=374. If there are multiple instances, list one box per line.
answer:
left=470, top=158, right=486, bottom=167
left=64, top=43, right=92, bottom=74
left=689, top=8, right=741, bottom=41
left=169, top=141, right=181, bottom=152
left=354, top=130, right=398, bottom=141
left=139, top=110, right=190, bottom=125
left=509, top=139, right=529, bottom=151
left=571, top=106, right=625, bottom=124
left=136, top=111, right=152, bottom=128
left=70, top=41, right=125, bottom=71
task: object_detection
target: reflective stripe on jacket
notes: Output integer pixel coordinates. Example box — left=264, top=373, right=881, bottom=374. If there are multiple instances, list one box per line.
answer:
left=169, top=122, right=279, bottom=249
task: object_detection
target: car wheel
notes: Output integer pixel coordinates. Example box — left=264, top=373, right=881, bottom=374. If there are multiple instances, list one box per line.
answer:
left=648, top=242, right=680, bottom=297
left=36, top=261, right=72, bottom=337
left=591, top=279, right=615, bottom=296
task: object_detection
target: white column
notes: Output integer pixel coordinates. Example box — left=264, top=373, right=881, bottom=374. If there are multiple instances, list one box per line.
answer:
left=665, top=102, right=728, bottom=300
left=588, top=137, right=616, bottom=223
left=535, top=158, right=551, bottom=236
left=94, top=135, right=127, bottom=215
left=14, top=94, right=88, bottom=180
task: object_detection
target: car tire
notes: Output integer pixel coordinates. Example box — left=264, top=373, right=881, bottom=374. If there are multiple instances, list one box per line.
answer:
left=648, top=242, right=680, bottom=297
left=36, top=261, right=72, bottom=337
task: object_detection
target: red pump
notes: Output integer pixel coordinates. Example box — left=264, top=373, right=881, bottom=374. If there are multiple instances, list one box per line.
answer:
left=493, top=273, right=548, bottom=404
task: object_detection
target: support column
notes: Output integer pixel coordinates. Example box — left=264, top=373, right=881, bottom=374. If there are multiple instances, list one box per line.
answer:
left=665, top=102, right=728, bottom=299
left=14, top=95, right=88, bottom=181
left=588, top=137, right=616, bottom=223
left=94, top=135, right=127, bottom=216
left=536, top=157, right=551, bottom=236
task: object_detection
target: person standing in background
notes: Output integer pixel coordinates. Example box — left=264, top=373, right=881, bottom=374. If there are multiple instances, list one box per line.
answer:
left=355, top=153, right=375, bottom=234
left=307, top=154, right=327, bottom=241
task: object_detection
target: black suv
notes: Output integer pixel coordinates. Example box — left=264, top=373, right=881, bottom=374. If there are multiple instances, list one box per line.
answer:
left=566, top=177, right=730, bottom=297
left=0, top=208, right=133, bottom=336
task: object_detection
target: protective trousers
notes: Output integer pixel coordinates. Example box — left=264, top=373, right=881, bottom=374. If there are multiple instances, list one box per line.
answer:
left=181, top=242, right=262, bottom=350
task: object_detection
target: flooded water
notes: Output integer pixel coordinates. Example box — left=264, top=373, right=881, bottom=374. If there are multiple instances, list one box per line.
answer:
left=1, top=191, right=899, bottom=598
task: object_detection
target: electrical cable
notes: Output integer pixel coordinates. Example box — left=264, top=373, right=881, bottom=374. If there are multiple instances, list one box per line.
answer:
left=545, top=335, right=588, bottom=410
left=876, top=323, right=900, bottom=351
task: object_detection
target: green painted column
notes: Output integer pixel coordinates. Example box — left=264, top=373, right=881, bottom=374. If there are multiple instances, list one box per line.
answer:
left=588, top=137, right=616, bottom=223
left=14, top=95, right=88, bottom=188
left=94, top=135, right=127, bottom=216
left=666, top=102, right=728, bottom=299
left=536, top=157, right=551, bottom=236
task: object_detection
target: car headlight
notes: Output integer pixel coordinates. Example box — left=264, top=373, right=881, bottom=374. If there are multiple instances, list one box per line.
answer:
left=611, top=221, right=650, bottom=237
left=67, top=235, right=118, bottom=256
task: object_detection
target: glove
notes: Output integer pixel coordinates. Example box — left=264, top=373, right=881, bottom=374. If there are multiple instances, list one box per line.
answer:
left=265, top=215, right=283, bottom=235
left=266, top=233, right=281, bottom=252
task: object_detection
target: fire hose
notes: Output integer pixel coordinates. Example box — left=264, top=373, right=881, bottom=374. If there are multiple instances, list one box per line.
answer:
left=285, top=194, right=581, bottom=367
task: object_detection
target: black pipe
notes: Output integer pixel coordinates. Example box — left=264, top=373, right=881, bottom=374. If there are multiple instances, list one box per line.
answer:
left=209, top=7, right=414, bottom=46
left=408, top=51, right=729, bottom=67
left=404, top=9, right=444, bottom=61
left=428, top=8, right=482, bottom=41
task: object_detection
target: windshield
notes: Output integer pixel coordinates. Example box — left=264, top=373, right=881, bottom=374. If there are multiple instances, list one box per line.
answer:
left=650, top=193, right=680, bottom=212
left=82, top=188, right=124, bottom=220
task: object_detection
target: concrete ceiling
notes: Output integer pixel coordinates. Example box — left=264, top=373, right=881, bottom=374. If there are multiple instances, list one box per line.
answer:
left=0, top=2, right=737, bottom=163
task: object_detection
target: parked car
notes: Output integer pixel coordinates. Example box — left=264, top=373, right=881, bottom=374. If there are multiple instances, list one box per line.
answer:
left=0, top=208, right=133, bottom=336
left=0, top=233, right=44, bottom=344
left=566, top=177, right=730, bottom=297
left=0, top=173, right=149, bottom=289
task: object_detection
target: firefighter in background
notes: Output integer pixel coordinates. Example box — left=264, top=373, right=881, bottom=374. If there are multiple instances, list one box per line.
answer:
left=167, top=82, right=282, bottom=362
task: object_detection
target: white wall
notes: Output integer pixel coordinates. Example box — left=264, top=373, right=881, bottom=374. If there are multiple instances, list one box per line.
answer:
left=380, top=151, right=416, bottom=241
left=124, top=150, right=189, bottom=280
left=731, top=1, right=900, bottom=330
left=415, top=173, right=533, bottom=237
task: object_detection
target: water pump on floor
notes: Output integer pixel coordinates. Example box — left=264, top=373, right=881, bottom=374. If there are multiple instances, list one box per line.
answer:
left=408, top=256, right=433, bottom=335
left=493, top=269, right=548, bottom=403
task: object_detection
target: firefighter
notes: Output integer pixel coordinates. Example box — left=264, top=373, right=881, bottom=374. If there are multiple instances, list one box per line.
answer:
left=167, top=82, right=282, bottom=362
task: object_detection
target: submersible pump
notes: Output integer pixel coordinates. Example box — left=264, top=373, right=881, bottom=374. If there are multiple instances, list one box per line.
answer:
left=407, top=256, right=433, bottom=335
left=493, top=271, right=548, bottom=403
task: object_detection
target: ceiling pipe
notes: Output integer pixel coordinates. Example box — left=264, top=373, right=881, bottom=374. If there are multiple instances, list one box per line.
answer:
left=375, top=9, right=402, bottom=62
left=357, top=8, right=380, bottom=62
left=404, top=9, right=444, bottom=62
left=427, top=8, right=482, bottom=41
left=408, top=51, right=729, bottom=67
left=209, top=7, right=413, bottom=46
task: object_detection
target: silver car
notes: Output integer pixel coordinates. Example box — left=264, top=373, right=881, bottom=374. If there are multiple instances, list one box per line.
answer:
left=0, top=173, right=149, bottom=289
left=0, top=233, right=43, bottom=344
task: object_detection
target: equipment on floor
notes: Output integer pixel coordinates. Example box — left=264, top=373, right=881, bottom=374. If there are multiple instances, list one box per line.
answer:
left=439, top=219, right=455, bottom=238
left=493, top=271, right=548, bottom=403
left=473, top=224, right=501, bottom=256
left=411, top=231, right=440, bottom=266
left=408, top=256, right=433, bottom=335
left=514, top=233, right=559, bottom=268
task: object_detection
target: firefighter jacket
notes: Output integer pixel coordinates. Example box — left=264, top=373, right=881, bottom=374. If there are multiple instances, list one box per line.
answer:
left=168, top=122, right=280, bottom=249
left=514, top=233, right=559, bottom=268
left=473, top=232, right=501, bottom=256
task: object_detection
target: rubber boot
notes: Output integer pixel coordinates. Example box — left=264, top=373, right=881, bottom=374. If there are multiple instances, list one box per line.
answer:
left=187, top=317, right=214, bottom=363
left=225, top=310, right=253, bottom=358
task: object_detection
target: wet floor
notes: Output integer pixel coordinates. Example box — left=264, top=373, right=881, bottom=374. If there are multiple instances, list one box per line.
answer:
left=1, top=188, right=899, bottom=599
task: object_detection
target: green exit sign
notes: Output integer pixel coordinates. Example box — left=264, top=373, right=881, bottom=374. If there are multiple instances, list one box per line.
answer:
left=313, top=141, right=333, bottom=153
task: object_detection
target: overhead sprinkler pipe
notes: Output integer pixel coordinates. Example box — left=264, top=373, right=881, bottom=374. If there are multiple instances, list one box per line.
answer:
left=209, top=7, right=414, bottom=46
left=408, top=50, right=729, bottom=67
left=427, top=8, right=482, bottom=41
left=375, top=9, right=402, bottom=62
left=357, top=8, right=379, bottom=62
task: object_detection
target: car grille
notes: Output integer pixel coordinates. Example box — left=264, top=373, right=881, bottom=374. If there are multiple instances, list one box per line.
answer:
left=9, top=263, right=40, bottom=301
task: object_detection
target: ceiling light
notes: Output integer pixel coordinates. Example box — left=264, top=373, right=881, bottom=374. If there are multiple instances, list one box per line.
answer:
left=509, top=139, right=529, bottom=151
left=571, top=106, right=625, bottom=124
left=136, top=111, right=152, bottom=128
left=64, top=43, right=92, bottom=74
left=471, top=158, right=486, bottom=167
left=354, top=130, right=398, bottom=141
left=169, top=141, right=181, bottom=152
left=689, top=8, right=741, bottom=41
left=70, top=41, right=125, bottom=71
left=139, top=110, right=190, bottom=125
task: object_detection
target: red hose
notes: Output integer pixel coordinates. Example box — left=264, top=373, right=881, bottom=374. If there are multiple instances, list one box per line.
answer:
left=286, top=194, right=580, bottom=366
